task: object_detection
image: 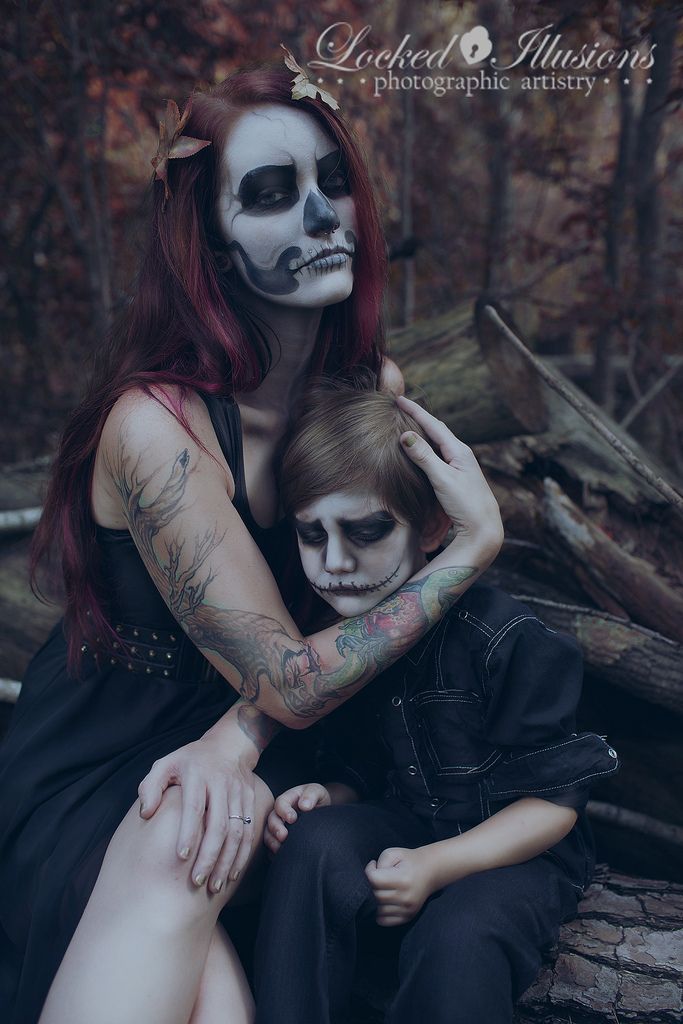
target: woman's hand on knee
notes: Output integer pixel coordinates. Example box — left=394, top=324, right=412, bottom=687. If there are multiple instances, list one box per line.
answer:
left=137, top=735, right=257, bottom=891
left=264, top=783, right=330, bottom=855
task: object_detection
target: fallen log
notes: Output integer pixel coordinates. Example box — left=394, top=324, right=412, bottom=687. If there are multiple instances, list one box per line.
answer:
left=541, top=478, right=683, bottom=643
left=475, top=299, right=681, bottom=516
left=0, top=536, right=61, bottom=681
left=587, top=801, right=683, bottom=849
left=515, top=868, right=683, bottom=1023
left=389, top=306, right=548, bottom=442
left=0, top=456, right=50, bottom=510
left=0, top=679, right=21, bottom=704
left=483, top=304, right=683, bottom=517
left=0, top=507, right=42, bottom=536
left=509, top=594, right=683, bottom=716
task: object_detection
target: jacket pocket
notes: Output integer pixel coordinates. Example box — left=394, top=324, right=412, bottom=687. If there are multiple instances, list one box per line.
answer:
left=412, top=690, right=500, bottom=776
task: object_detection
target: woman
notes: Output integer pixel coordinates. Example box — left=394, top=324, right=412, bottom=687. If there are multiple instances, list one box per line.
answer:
left=0, top=67, right=502, bottom=1024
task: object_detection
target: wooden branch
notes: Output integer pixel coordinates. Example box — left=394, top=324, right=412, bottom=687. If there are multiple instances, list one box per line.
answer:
left=510, top=595, right=683, bottom=716
left=483, top=304, right=683, bottom=516
left=587, top=801, right=683, bottom=849
left=542, top=478, right=683, bottom=643
left=620, top=358, right=683, bottom=430
left=0, top=679, right=21, bottom=704
left=0, top=536, right=62, bottom=681
left=0, top=457, right=50, bottom=510
left=0, top=507, right=42, bottom=536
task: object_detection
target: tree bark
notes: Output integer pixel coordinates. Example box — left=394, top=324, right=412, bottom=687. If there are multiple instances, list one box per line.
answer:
left=516, top=868, right=683, bottom=1023
left=389, top=306, right=548, bottom=442
left=354, top=868, right=683, bottom=1023
left=592, top=0, right=636, bottom=414
left=540, top=478, right=683, bottom=642
left=507, top=595, right=683, bottom=717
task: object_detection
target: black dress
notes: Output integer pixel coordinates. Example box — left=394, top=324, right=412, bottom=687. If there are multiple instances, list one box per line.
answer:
left=0, top=394, right=309, bottom=1024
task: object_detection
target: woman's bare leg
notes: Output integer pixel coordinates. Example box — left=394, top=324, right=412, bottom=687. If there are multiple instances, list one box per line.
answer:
left=39, top=779, right=272, bottom=1024
left=189, top=925, right=254, bottom=1024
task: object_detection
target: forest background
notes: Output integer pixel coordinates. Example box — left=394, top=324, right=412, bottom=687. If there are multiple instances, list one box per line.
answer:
left=2, top=0, right=683, bottom=890
left=2, top=0, right=681, bottom=467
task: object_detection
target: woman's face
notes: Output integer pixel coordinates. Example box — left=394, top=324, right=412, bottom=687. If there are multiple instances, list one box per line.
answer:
left=216, top=104, right=357, bottom=309
left=294, top=490, right=427, bottom=617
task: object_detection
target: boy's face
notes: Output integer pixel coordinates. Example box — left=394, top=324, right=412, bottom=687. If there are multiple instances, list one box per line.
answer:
left=293, top=490, right=427, bottom=617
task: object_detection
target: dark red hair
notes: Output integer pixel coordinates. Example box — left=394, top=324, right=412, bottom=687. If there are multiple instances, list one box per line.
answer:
left=31, top=66, right=388, bottom=671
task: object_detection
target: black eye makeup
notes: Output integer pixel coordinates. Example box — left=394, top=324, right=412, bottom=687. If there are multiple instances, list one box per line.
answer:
left=317, top=150, right=351, bottom=198
left=294, top=512, right=396, bottom=548
left=344, top=514, right=396, bottom=546
left=294, top=521, right=327, bottom=547
left=237, top=164, right=299, bottom=211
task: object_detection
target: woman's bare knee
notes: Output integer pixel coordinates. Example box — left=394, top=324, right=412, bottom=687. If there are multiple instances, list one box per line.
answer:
left=87, top=778, right=273, bottom=922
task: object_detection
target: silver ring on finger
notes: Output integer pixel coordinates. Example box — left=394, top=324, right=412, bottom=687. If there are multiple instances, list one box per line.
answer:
left=228, top=814, right=252, bottom=824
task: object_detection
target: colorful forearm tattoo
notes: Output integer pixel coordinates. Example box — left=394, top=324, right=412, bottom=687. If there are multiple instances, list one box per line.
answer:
left=109, top=441, right=476, bottom=720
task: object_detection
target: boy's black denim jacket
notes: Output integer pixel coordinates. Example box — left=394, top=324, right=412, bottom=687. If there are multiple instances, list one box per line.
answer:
left=317, top=583, right=619, bottom=891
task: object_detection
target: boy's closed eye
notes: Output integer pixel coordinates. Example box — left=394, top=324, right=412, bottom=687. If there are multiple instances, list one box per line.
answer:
left=294, top=514, right=397, bottom=548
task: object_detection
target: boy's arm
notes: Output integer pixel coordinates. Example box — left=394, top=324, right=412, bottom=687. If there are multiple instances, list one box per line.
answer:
left=366, top=797, right=576, bottom=927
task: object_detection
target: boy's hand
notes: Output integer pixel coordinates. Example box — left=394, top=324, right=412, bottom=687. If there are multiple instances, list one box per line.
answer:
left=365, top=847, right=435, bottom=926
left=264, top=783, right=331, bottom=854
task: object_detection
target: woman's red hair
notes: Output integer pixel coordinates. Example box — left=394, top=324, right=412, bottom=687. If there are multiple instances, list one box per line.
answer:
left=31, top=66, right=388, bottom=671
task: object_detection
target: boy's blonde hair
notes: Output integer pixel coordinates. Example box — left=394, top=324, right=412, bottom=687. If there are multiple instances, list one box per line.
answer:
left=281, top=376, right=439, bottom=526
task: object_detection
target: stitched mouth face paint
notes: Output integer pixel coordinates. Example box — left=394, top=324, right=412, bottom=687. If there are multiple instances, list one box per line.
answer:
left=294, top=491, right=426, bottom=617
left=216, top=104, right=357, bottom=308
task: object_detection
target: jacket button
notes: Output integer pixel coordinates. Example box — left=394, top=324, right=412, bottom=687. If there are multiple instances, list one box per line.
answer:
left=430, top=798, right=440, bottom=808
left=407, top=765, right=418, bottom=776
left=391, top=696, right=402, bottom=707
left=608, top=747, right=617, bottom=758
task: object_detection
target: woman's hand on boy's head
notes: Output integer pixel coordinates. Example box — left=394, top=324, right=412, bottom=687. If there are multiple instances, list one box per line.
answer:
left=396, top=396, right=503, bottom=559
left=263, top=783, right=331, bottom=854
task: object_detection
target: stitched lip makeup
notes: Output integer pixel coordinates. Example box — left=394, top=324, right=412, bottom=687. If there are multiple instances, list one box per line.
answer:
left=310, top=564, right=402, bottom=596
left=288, top=244, right=355, bottom=273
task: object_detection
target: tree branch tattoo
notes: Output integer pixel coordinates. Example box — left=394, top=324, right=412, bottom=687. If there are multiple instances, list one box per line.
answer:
left=108, top=438, right=476, bottom=720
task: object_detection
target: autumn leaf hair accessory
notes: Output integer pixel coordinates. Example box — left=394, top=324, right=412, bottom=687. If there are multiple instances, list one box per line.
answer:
left=280, top=44, right=340, bottom=111
left=151, top=97, right=211, bottom=205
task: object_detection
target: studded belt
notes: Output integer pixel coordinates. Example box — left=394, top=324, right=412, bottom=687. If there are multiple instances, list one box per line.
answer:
left=81, top=621, right=220, bottom=683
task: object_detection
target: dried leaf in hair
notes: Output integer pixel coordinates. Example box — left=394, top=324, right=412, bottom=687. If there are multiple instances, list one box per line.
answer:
left=151, top=95, right=211, bottom=204
left=280, top=43, right=340, bottom=111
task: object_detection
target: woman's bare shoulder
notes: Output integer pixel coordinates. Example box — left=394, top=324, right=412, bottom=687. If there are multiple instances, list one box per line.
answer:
left=98, top=386, right=235, bottom=498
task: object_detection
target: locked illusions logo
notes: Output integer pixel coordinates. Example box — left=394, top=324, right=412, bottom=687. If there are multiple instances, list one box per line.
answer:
left=309, top=22, right=656, bottom=99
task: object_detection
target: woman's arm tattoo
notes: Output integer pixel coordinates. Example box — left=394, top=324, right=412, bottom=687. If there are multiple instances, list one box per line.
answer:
left=236, top=702, right=282, bottom=753
left=108, top=440, right=476, bottom=719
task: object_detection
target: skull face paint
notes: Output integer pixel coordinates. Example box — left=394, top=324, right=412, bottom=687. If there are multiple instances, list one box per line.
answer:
left=216, top=105, right=357, bottom=307
left=294, top=491, right=427, bottom=618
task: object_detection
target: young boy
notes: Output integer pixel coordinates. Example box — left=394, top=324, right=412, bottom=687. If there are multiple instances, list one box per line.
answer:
left=254, top=382, right=618, bottom=1024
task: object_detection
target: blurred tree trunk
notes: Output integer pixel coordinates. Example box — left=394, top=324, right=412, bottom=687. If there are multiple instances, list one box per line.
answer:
left=592, top=0, right=636, bottom=415
left=478, top=0, right=512, bottom=298
left=400, top=87, right=416, bottom=326
left=631, top=5, right=676, bottom=455
left=14, top=1, right=114, bottom=344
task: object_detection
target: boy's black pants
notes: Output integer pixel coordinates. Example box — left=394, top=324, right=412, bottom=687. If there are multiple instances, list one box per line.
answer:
left=254, top=800, right=579, bottom=1024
